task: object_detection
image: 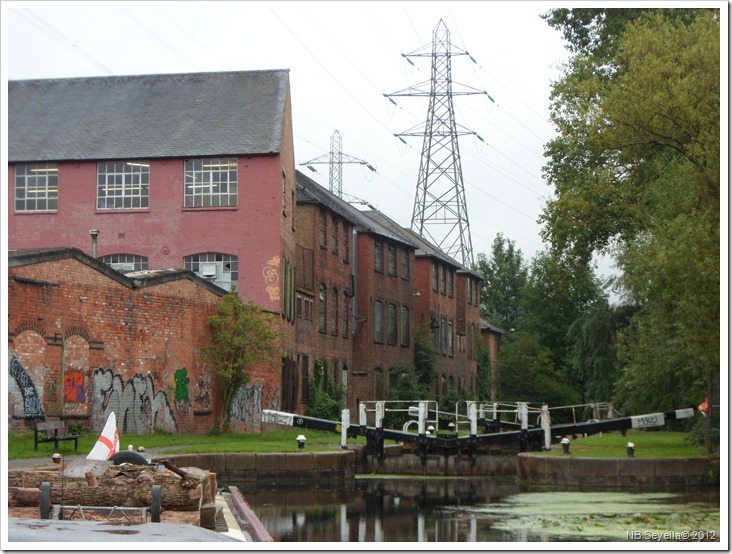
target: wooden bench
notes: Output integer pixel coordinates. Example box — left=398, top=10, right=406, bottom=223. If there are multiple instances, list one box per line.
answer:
left=34, top=421, right=80, bottom=453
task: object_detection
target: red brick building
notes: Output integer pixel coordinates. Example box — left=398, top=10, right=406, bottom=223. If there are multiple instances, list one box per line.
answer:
left=362, top=211, right=484, bottom=401
left=8, top=71, right=298, bottom=431
left=8, top=247, right=225, bottom=434
left=295, top=171, right=418, bottom=410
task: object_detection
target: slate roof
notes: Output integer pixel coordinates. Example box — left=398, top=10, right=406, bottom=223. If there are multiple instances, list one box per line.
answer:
left=296, top=170, right=416, bottom=248
left=8, top=70, right=290, bottom=162
left=480, top=318, right=506, bottom=335
left=361, top=209, right=483, bottom=281
left=8, top=247, right=227, bottom=295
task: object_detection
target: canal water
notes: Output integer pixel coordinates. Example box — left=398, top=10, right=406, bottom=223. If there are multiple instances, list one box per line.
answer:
left=234, top=477, right=721, bottom=542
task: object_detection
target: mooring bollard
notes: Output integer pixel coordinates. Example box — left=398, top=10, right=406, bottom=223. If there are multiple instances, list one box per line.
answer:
left=626, top=442, right=635, bottom=458
left=296, top=434, right=307, bottom=449
left=561, top=437, right=570, bottom=454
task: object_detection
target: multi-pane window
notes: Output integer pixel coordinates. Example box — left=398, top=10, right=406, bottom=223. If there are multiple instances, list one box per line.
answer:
left=400, top=306, right=410, bottom=347
left=15, top=163, right=58, bottom=211
left=342, top=292, right=350, bottom=337
left=387, top=245, right=397, bottom=276
left=184, top=252, right=238, bottom=292
left=331, top=215, right=339, bottom=255
left=387, top=303, right=398, bottom=345
left=448, top=269, right=454, bottom=297
left=374, top=300, right=384, bottom=343
left=440, top=265, right=447, bottom=294
left=374, top=241, right=383, bottom=272
left=184, top=158, right=237, bottom=208
left=343, top=221, right=350, bottom=262
left=97, top=161, right=149, bottom=209
left=101, top=254, right=148, bottom=272
left=319, top=285, right=327, bottom=333
left=432, top=263, right=439, bottom=291
left=319, top=212, right=327, bottom=248
left=400, top=249, right=409, bottom=280
left=331, top=287, right=339, bottom=335
left=448, top=321, right=454, bottom=356
left=440, top=318, right=448, bottom=355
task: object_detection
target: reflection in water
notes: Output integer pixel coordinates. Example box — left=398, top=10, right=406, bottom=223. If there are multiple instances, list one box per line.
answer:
left=234, top=477, right=720, bottom=542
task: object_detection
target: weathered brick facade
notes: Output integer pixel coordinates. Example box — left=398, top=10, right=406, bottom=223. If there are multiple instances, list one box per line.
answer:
left=8, top=249, right=225, bottom=435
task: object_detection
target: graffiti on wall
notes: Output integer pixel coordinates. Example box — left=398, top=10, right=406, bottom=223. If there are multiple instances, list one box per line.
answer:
left=193, top=373, right=213, bottom=412
left=174, top=368, right=190, bottom=402
left=230, top=383, right=280, bottom=426
left=92, top=367, right=178, bottom=435
left=262, top=255, right=281, bottom=301
left=8, top=351, right=44, bottom=418
left=64, top=370, right=86, bottom=403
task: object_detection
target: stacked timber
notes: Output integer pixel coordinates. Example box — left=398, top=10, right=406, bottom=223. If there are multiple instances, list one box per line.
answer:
left=8, top=459, right=216, bottom=513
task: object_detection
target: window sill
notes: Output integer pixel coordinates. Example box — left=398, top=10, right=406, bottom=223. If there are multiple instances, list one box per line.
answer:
left=182, top=206, right=238, bottom=212
left=95, top=208, right=150, bottom=214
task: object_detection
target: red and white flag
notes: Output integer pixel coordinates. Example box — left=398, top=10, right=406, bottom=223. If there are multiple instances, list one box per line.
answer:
left=87, top=412, right=120, bottom=460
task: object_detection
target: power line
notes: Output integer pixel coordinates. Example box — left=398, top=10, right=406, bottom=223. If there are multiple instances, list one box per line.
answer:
left=17, top=9, right=114, bottom=75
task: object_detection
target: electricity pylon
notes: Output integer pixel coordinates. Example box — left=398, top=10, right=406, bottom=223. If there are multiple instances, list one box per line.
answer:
left=301, top=130, right=376, bottom=198
left=385, top=19, right=486, bottom=266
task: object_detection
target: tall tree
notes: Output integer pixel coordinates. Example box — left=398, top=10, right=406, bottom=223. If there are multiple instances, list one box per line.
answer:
left=204, top=293, right=281, bottom=431
left=540, top=10, right=720, bottom=415
left=474, top=233, right=528, bottom=331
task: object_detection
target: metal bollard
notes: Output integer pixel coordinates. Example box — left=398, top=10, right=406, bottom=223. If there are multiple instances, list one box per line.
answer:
left=626, top=442, right=635, bottom=457
left=561, top=437, right=570, bottom=454
left=296, top=434, right=307, bottom=449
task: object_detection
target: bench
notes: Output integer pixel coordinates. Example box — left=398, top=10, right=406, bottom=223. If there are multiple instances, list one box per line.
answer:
left=34, top=421, right=80, bottom=454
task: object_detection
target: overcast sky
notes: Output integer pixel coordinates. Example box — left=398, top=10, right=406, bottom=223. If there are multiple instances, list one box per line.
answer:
left=4, top=1, right=576, bottom=271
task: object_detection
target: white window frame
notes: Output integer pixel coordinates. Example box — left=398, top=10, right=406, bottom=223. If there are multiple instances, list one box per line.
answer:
left=97, top=161, right=149, bottom=209
left=15, top=163, right=58, bottom=212
left=184, top=158, right=237, bottom=208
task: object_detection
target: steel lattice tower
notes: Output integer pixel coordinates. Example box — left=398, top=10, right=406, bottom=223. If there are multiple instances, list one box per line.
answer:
left=386, top=19, right=485, bottom=266
left=301, top=130, right=375, bottom=198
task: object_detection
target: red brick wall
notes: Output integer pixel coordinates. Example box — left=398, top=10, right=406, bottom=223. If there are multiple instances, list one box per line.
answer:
left=8, top=257, right=223, bottom=435
left=8, top=155, right=289, bottom=314
left=293, top=204, right=355, bottom=413
left=350, top=233, right=416, bottom=407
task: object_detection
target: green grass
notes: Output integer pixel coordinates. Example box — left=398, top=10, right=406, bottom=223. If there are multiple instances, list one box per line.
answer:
left=8, top=428, right=706, bottom=461
left=538, top=430, right=706, bottom=458
left=7, top=429, right=365, bottom=460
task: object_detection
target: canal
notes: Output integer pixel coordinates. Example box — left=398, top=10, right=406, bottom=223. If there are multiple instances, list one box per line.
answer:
left=232, top=477, right=720, bottom=542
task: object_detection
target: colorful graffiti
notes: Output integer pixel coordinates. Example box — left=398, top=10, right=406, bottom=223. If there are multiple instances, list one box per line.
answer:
left=92, top=367, right=178, bottom=435
left=64, top=370, right=86, bottom=403
left=174, top=368, right=190, bottom=402
left=230, top=383, right=280, bottom=426
left=262, top=255, right=281, bottom=301
left=8, top=351, right=44, bottom=418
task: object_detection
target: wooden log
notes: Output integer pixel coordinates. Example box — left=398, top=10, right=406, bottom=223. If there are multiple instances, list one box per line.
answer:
left=7, top=467, right=207, bottom=510
left=8, top=487, right=41, bottom=508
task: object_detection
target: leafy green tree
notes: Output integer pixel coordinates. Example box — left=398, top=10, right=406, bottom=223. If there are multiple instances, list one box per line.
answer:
left=521, top=249, right=606, bottom=375
left=413, top=324, right=438, bottom=389
left=566, top=300, right=630, bottom=404
left=474, top=234, right=527, bottom=331
left=305, top=359, right=344, bottom=421
left=540, top=10, right=719, bottom=419
left=204, top=293, right=280, bottom=432
left=476, top=342, right=492, bottom=401
left=497, top=331, right=580, bottom=410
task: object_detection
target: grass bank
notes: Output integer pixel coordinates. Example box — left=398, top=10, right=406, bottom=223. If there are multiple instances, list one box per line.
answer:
left=8, top=428, right=705, bottom=460
left=7, top=428, right=362, bottom=460
left=537, top=430, right=706, bottom=458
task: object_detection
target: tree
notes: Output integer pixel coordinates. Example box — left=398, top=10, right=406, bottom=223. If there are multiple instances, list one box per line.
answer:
left=305, top=359, right=344, bottom=421
left=521, top=249, right=606, bottom=375
left=203, top=293, right=280, bottom=432
left=474, top=233, right=528, bottom=331
left=540, top=10, right=720, bottom=419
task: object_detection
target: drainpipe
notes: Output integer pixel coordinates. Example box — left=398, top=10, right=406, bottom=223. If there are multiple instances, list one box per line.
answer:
left=89, top=229, right=100, bottom=258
